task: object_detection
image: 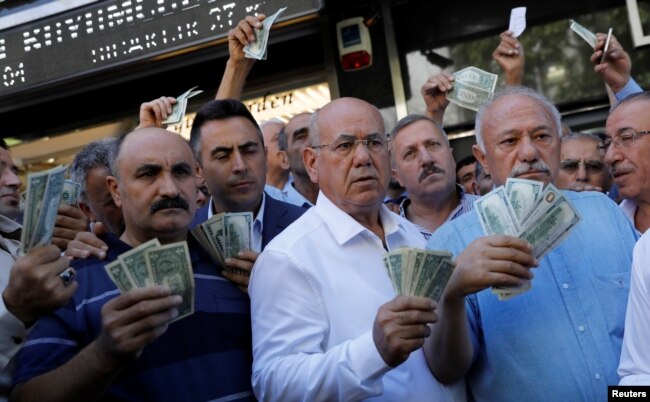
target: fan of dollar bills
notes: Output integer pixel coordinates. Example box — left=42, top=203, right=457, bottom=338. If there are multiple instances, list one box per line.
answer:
left=475, top=178, right=582, bottom=300
left=383, top=248, right=455, bottom=302
left=20, top=164, right=81, bottom=254
left=104, top=239, right=195, bottom=322
left=191, top=212, right=253, bottom=265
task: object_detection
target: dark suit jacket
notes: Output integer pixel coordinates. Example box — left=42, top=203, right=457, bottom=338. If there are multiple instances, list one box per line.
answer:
left=190, top=192, right=308, bottom=250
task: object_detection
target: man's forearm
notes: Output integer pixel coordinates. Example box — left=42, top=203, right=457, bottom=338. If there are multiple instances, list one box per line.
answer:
left=11, top=340, right=124, bottom=402
left=215, top=59, right=254, bottom=100
left=424, top=296, right=474, bottom=384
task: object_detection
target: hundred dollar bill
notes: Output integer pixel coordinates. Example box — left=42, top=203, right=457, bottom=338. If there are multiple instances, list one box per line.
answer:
left=413, top=251, right=452, bottom=298
left=119, top=238, right=161, bottom=287
left=223, top=212, right=253, bottom=259
left=569, top=19, right=597, bottom=48
left=146, top=241, right=195, bottom=322
left=519, top=193, right=581, bottom=259
left=244, top=7, right=287, bottom=60
left=162, top=86, right=203, bottom=125
left=505, top=178, right=543, bottom=224
left=61, top=180, right=80, bottom=206
left=202, top=215, right=226, bottom=264
left=475, top=186, right=519, bottom=236
left=105, top=260, right=135, bottom=293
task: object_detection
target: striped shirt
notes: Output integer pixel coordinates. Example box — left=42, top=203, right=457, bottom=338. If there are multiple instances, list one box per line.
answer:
left=399, top=185, right=479, bottom=240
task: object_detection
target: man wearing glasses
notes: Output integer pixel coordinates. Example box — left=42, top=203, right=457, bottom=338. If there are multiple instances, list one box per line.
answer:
left=556, top=132, right=612, bottom=193
left=249, top=97, right=464, bottom=401
left=599, top=92, right=650, bottom=235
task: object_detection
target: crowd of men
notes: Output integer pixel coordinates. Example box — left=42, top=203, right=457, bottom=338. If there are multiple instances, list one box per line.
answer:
left=1, top=12, right=650, bottom=402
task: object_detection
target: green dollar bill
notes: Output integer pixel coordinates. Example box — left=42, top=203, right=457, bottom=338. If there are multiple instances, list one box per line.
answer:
left=412, top=251, right=448, bottom=297
left=385, top=251, right=404, bottom=295
left=105, top=260, right=135, bottom=293
left=223, top=212, right=253, bottom=259
left=453, top=66, right=498, bottom=93
left=446, top=80, right=493, bottom=112
left=475, top=186, right=519, bottom=236
left=505, top=178, right=543, bottom=224
left=202, top=214, right=226, bottom=264
left=569, top=19, right=597, bottom=48
left=426, top=259, right=455, bottom=302
left=162, top=86, right=203, bottom=125
left=243, top=7, right=287, bottom=60
left=146, top=241, right=195, bottom=321
left=28, top=165, right=67, bottom=251
left=119, top=238, right=161, bottom=287
left=61, top=180, right=80, bottom=206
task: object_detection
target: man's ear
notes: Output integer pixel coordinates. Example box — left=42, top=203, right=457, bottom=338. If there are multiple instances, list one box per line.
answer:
left=472, top=144, right=488, bottom=175
left=304, top=147, right=319, bottom=184
left=391, top=168, right=405, bottom=188
left=106, top=176, right=122, bottom=208
left=278, top=150, right=290, bottom=171
left=78, top=201, right=96, bottom=222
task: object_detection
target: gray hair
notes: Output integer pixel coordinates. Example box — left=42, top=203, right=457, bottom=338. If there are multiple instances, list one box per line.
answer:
left=390, top=114, right=449, bottom=147
left=69, top=138, right=117, bottom=201
left=561, top=131, right=601, bottom=144
left=474, top=86, right=562, bottom=151
left=308, top=110, right=321, bottom=147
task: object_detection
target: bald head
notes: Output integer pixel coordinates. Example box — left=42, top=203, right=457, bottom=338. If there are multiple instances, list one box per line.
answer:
left=309, top=98, right=384, bottom=147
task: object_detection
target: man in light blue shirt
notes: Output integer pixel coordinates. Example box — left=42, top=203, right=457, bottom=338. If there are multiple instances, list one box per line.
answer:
left=425, top=87, right=638, bottom=401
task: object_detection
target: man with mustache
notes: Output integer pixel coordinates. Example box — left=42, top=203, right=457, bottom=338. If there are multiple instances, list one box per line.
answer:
left=281, top=112, right=319, bottom=207
left=391, top=115, right=478, bottom=239
left=11, top=128, right=254, bottom=401
left=0, top=139, right=77, bottom=398
left=189, top=99, right=306, bottom=293
left=424, top=87, right=638, bottom=401
left=249, top=98, right=464, bottom=401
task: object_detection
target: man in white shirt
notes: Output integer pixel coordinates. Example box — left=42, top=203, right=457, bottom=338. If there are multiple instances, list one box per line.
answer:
left=0, top=139, right=76, bottom=397
left=602, top=91, right=650, bottom=234
left=249, top=97, right=464, bottom=401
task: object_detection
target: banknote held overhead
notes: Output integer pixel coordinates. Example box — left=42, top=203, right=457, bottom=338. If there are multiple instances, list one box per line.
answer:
left=336, top=17, right=372, bottom=71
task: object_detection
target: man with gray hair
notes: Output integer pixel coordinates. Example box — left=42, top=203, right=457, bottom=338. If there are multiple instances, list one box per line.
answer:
left=390, top=114, right=478, bottom=239
left=556, top=132, right=611, bottom=193
left=68, top=138, right=125, bottom=239
left=250, top=97, right=464, bottom=401
left=425, top=86, right=637, bottom=401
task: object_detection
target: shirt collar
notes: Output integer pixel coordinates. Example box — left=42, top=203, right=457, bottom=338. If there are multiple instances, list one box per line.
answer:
left=0, top=214, right=21, bottom=236
left=314, top=191, right=402, bottom=246
left=208, top=193, right=265, bottom=224
left=620, top=198, right=637, bottom=227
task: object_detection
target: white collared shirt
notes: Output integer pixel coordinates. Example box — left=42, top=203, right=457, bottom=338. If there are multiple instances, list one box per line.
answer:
left=619, top=229, right=650, bottom=384
left=0, top=215, right=26, bottom=372
left=620, top=198, right=640, bottom=232
left=249, top=192, right=465, bottom=402
left=208, top=193, right=266, bottom=253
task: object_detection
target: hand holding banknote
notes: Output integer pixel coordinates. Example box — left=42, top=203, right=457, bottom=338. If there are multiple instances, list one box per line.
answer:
left=421, top=72, right=454, bottom=124
left=590, top=32, right=631, bottom=93
left=492, top=30, right=524, bottom=86
left=445, top=235, right=537, bottom=301
left=138, top=96, right=177, bottom=128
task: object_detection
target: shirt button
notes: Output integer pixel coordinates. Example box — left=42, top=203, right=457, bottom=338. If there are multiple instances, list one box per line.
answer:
left=595, top=373, right=601, bottom=380
left=562, top=283, right=569, bottom=289
left=578, top=325, right=585, bottom=332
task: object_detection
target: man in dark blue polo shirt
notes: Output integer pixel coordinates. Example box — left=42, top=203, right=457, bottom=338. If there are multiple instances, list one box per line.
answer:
left=11, top=128, right=253, bottom=402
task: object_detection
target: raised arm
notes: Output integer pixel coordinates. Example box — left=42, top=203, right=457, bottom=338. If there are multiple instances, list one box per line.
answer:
left=492, top=30, right=524, bottom=86
left=421, top=73, right=454, bottom=126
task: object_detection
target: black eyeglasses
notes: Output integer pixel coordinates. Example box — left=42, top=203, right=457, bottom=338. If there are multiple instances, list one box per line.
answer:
left=560, top=159, right=605, bottom=173
left=597, top=130, right=650, bottom=151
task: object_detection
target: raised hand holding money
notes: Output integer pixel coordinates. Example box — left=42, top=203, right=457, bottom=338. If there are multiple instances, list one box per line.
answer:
left=244, top=7, right=287, bottom=60
left=161, top=87, right=203, bottom=125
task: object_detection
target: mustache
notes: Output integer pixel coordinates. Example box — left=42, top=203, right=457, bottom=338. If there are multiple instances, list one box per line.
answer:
left=150, top=196, right=189, bottom=214
left=509, top=161, right=551, bottom=177
left=419, top=163, right=445, bottom=183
